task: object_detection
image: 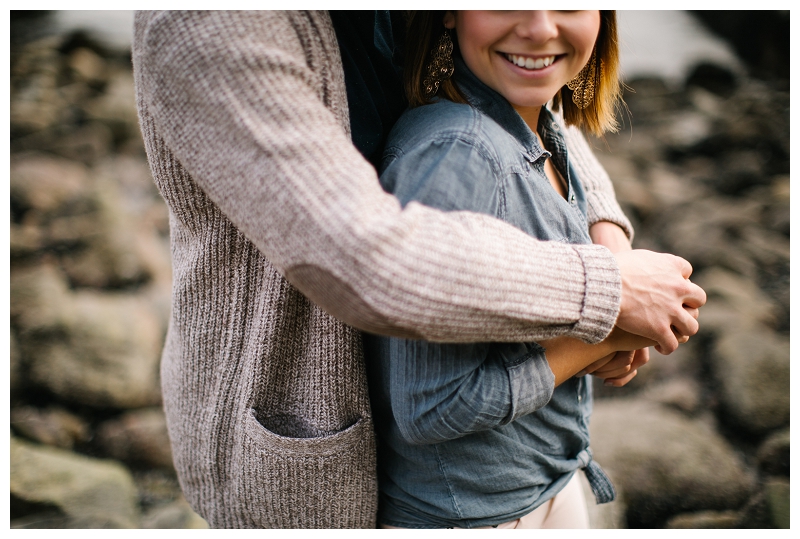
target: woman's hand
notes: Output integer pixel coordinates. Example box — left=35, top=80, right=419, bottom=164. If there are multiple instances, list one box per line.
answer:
left=579, top=348, right=650, bottom=387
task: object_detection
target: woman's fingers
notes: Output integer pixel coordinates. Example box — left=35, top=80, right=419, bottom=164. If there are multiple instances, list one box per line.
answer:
left=603, top=369, right=638, bottom=387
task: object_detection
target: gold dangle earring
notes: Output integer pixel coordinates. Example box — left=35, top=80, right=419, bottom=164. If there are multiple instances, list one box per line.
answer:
left=567, top=47, right=597, bottom=109
left=423, top=29, right=455, bottom=99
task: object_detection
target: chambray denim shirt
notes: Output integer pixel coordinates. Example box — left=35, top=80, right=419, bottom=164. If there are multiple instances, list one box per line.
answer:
left=363, top=57, right=615, bottom=529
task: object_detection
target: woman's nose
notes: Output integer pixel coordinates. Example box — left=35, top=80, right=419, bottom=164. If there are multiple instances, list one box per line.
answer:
left=515, top=11, right=559, bottom=43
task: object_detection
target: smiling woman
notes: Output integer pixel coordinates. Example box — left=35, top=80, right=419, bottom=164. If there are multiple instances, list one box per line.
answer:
left=444, top=11, right=599, bottom=119
left=367, top=10, right=648, bottom=529
left=404, top=11, right=620, bottom=136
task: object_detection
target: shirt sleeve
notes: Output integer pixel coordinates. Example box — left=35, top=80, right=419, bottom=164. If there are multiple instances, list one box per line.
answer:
left=379, top=135, right=555, bottom=445
left=134, top=10, right=620, bottom=344
left=387, top=339, right=555, bottom=445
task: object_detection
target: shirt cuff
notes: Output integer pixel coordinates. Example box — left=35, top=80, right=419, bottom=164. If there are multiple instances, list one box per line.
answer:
left=506, top=344, right=555, bottom=420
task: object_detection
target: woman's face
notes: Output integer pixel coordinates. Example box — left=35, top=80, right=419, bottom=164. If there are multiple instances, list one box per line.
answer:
left=444, top=11, right=600, bottom=112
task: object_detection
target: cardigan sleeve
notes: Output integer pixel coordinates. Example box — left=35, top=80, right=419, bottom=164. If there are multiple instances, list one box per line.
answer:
left=134, top=10, right=621, bottom=344
left=562, top=123, right=635, bottom=241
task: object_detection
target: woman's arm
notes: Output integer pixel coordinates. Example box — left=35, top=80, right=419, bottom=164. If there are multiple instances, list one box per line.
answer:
left=538, top=328, right=656, bottom=386
left=387, top=327, right=654, bottom=446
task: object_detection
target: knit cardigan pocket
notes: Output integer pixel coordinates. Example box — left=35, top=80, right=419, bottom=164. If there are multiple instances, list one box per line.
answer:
left=233, top=408, right=378, bottom=528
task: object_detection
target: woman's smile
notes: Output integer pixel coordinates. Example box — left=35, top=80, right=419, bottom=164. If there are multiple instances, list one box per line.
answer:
left=502, top=53, right=560, bottom=71
left=444, top=11, right=600, bottom=112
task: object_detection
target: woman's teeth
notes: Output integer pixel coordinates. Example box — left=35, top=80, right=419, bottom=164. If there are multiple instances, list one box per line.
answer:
left=505, top=54, right=556, bottom=70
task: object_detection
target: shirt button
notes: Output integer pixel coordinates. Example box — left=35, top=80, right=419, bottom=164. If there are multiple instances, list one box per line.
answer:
left=551, top=122, right=560, bottom=131
left=578, top=394, right=582, bottom=402
left=570, top=193, right=576, bottom=204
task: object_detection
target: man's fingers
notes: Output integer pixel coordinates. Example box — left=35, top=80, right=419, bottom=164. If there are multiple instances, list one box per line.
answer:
left=675, top=255, right=694, bottom=280
left=672, top=327, right=690, bottom=344
left=684, top=306, right=700, bottom=320
left=671, top=308, right=700, bottom=338
left=655, top=329, right=679, bottom=355
left=682, top=281, right=707, bottom=309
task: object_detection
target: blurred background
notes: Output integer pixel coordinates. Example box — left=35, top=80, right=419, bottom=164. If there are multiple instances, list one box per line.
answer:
left=9, top=10, right=789, bottom=529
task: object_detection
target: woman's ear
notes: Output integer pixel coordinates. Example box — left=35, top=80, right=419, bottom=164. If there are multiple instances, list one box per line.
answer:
left=443, top=11, right=456, bottom=29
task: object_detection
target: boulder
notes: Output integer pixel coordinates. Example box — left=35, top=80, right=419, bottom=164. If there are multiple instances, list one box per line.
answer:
left=693, top=266, right=781, bottom=331
left=642, top=377, right=703, bottom=415
left=711, top=324, right=789, bottom=434
left=10, top=154, right=91, bottom=218
left=10, top=435, right=139, bottom=528
left=665, top=510, right=740, bottom=529
left=141, top=498, right=209, bottom=529
left=589, top=399, right=754, bottom=527
left=11, top=406, right=90, bottom=450
left=11, top=264, right=164, bottom=409
left=10, top=263, right=74, bottom=334
left=25, top=289, right=164, bottom=409
left=95, top=408, right=174, bottom=469
left=757, top=428, right=790, bottom=477
left=10, top=331, right=23, bottom=396
left=656, top=197, right=766, bottom=279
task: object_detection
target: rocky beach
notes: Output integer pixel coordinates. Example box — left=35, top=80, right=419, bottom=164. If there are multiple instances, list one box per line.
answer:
left=9, top=11, right=789, bottom=529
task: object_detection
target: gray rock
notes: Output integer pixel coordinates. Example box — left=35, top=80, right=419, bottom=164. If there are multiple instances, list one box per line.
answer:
left=643, top=377, right=702, bottom=415
left=646, top=165, right=712, bottom=208
left=757, top=428, right=790, bottom=476
left=711, top=324, right=789, bottom=434
left=665, top=510, right=740, bottom=529
left=58, top=169, right=157, bottom=288
left=84, top=67, right=139, bottom=130
left=10, top=36, right=67, bottom=132
left=663, top=110, right=714, bottom=149
left=10, top=331, right=23, bottom=396
left=26, top=289, right=163, bottom=409
left=12, top=264, right=164, bottom=409
left=11, top=406, right=90, bottom=450
left=96, top=408, right=174, bottom=469
left=10, top=435, right=139, bottom=528
left=67, top=47, right=107, bottom=84
left=141, top=498, right=209, bottom=529
left=10, top=263, right=73, bottom=334
left=594, top=153, right=656, bottom=216
left=10, top=154, right=91, bottom=216
left=589, top=399, right=754, bottom=527
left=657, top=197, right=766, bottom=280
left=693, top=266, right=780, bottom=331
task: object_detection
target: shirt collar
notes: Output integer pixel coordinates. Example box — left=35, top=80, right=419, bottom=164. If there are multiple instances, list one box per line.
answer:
left=452, top=55, right=558, bottom=162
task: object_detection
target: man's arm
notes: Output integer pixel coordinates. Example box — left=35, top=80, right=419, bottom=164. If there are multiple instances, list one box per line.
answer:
left=563, top=123, right=634, bottom=241
left=134, top=11, right=703, bottom=349
left=135, top=10, right=620, bottom=344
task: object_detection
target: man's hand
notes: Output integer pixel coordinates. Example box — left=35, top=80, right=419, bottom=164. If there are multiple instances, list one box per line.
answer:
left=613, top=250, right=706, bottom=354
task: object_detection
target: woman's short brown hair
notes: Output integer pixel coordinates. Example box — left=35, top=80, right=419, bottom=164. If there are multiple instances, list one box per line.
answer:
left=404, top=11, right=622, bottom=136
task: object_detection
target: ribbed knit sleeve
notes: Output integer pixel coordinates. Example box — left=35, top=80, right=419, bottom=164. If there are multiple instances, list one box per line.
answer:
left=134, top=11, right=621, bottom=344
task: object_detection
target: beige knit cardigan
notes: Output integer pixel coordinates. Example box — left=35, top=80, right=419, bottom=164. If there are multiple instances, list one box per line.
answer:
left=133, top=11, right=632, bottom=529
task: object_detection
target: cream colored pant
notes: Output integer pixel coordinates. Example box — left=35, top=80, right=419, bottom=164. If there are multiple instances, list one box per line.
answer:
left=381, top=472, right=590, bottom=529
